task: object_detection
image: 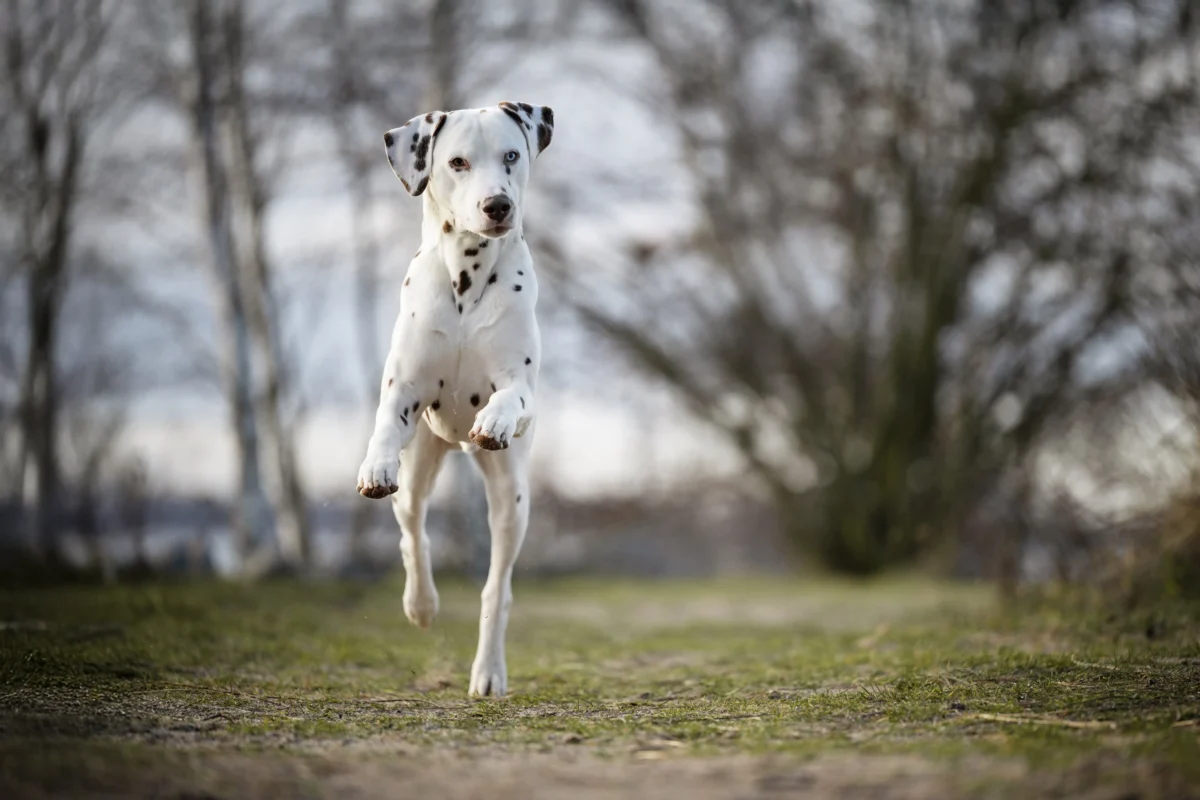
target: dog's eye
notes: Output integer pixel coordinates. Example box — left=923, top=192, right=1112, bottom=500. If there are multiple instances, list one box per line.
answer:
left=449, top=157, right=469, bottom=170
left=504, top=150, right=520, bottom=164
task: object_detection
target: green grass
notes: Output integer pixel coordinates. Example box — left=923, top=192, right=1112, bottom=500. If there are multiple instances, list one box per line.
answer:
left=1, top=574, right=1198, bottom=796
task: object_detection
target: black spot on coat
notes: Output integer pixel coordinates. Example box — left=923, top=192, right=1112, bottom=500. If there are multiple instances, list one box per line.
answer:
left=470, top=394, right=480, bottom=407
left=414, top=134, right=431, bottom=172
left=500, top=105, right=524, bottom=130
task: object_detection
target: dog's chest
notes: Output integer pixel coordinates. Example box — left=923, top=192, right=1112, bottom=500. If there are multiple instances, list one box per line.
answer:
left=402, top=236, right=535, bottom=444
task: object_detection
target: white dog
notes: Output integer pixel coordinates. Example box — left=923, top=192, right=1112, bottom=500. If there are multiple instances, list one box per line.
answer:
left=356, top=102, right=554, bottom=697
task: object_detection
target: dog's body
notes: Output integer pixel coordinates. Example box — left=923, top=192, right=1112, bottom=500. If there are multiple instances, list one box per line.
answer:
left=356, top=102, right=553, bottom=697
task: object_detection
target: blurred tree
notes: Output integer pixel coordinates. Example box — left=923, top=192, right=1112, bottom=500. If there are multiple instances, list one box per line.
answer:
left=0, top=0, right=125, bottom=558
left=313, top=0, right=427, bottom=566
left=220, top=1, right=313, bottom=569
left=421, top=0, right=492, bottom=580
left=138, top=0, right=314, bottom=572
left=548, top=0, right=1199, bottom=573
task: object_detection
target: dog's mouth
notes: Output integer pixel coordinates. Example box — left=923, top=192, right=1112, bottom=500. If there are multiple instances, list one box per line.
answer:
left=479, top=223, right=513, bottom=239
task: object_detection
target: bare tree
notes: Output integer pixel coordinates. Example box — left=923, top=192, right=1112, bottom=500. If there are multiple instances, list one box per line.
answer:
left=417, top=0, right=492, bottom=577
left=168, top=0, right=276, bottom=565
left=549, top=0, right=1200, bottom=572
left=220, top=0, right=312, bottom=567
left=134, top=0, right=318, bottom=571
left=315, top=0, right=427, bottom=564
left=0, top=0, right=126, bottom=558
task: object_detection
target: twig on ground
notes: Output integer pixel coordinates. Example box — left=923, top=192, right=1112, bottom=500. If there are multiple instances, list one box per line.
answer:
left=966, top=712, right=1118, bottom=730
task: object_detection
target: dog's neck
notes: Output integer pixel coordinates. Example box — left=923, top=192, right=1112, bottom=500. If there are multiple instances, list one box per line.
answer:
left=421, top=194, right=520, bottom=304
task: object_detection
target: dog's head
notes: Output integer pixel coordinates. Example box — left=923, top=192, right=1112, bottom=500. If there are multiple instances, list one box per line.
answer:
left=384, top=102, right=554, bottom=238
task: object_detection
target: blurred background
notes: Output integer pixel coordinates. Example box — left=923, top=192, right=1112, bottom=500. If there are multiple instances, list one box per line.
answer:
left=0, top=0, right=1197, bottom=597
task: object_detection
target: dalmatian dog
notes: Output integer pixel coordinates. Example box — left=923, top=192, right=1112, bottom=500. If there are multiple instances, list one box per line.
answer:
left=356, top=102, right=553, bottom=697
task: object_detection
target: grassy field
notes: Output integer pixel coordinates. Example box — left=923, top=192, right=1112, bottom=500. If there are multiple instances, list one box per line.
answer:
left=1, top=574, right=1198, bottom=798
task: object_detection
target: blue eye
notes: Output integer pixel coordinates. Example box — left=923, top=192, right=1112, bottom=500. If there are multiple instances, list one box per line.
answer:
left=504, top=150, right=520, bottom=163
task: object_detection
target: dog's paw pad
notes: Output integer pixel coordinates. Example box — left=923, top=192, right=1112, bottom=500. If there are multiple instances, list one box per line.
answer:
left=469, top=430, right=509, bottom=451
left=358, top=483, right=397, bottom=499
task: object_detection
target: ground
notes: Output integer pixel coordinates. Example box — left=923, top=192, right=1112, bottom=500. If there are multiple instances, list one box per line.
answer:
left=1, top=574, right=1197, bottom=799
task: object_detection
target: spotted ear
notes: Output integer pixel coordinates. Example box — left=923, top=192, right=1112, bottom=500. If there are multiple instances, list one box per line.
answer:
left=498, top=102, right=554, bottom=157
left=383, top=111, right=448, bottom=196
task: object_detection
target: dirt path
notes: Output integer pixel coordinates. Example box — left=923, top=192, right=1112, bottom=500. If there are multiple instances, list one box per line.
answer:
left=4, top=746, right=1189, bottom=800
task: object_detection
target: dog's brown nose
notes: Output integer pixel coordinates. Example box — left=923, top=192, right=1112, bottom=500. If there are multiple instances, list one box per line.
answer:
left=481, top=194, right=512, bottom=223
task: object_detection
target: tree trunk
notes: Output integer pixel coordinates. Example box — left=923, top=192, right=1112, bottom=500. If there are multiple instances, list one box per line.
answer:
left=327, top=0, right=387, bottom=566
left=426, top=0, right=461, bottom=112
left=184, top=0, right=274, bottom=565
left=222, top=0, right=311, bottom=569
left=423, top=0, right=491, bottom=580
left=19, top=270, right=60, bottom=557
left=16, top=104, right=83, bottom=560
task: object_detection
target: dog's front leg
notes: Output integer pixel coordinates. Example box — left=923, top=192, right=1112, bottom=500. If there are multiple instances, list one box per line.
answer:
left=357, top=349, right=430, bottom=498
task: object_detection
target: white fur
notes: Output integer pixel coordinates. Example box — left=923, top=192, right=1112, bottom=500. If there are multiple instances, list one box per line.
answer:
left=357, top=103, right=553, bottom=697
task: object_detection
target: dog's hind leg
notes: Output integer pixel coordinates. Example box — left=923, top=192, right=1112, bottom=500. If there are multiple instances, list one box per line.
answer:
left=391, top=420, right=451, bottom=629
left=467, top=429, right=533, bottom=697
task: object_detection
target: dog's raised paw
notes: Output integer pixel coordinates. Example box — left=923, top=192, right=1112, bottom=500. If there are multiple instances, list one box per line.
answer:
left=356, top=456, right=399, bottom=499
left=469, top=408, right=516, bottom=451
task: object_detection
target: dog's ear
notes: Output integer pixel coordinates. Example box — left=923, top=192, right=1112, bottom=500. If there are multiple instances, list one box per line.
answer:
left=383, top=111, right=449, bottom=196
left=498, top=102, right=554, bottom=157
